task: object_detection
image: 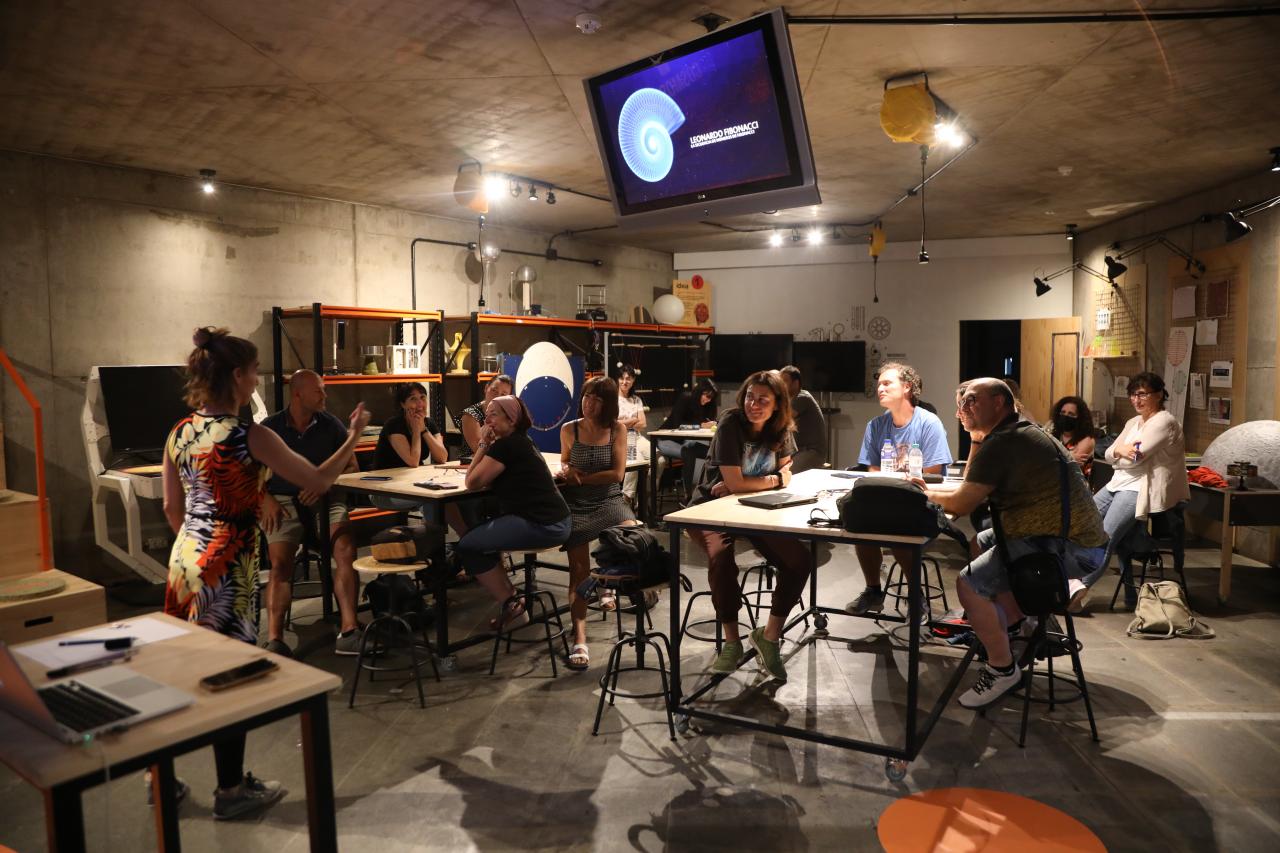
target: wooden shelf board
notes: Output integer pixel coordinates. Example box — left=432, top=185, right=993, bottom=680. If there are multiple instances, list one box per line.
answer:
left=279, top=304, right=442, bottom=321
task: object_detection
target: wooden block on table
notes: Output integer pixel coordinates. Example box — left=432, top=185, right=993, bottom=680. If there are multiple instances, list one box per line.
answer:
left=0, top=491, right=44, bottom=579
left=0, top=569, right=107, bottom=644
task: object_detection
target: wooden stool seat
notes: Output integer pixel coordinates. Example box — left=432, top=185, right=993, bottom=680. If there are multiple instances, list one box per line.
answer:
left=353, top=556, right=429, bottom=575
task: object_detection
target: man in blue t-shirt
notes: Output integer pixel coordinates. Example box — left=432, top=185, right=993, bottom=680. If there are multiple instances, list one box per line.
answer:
left=846, top=362, right=953, bottom=616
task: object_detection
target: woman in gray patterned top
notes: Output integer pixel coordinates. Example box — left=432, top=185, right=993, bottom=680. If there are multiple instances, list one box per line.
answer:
left=459, top=374, right=513, bottom=453
left=557, top=376, right=638, bottom=669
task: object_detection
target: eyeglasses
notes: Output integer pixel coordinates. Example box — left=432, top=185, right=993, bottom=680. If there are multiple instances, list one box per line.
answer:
left=958, top=395, right=983, bottom=410
left=1129, top=390, right=1154, bottom=400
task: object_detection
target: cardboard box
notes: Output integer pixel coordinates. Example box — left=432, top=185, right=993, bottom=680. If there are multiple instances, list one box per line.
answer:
left=0, top=569, right=107, bottom=644
left=0, top=491, right=44, bottom=579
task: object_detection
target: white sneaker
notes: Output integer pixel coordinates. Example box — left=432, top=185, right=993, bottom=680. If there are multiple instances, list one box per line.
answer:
left=958, top=663, right=1023, bottom=709
left=1067, top=579, right=1089, bottom=614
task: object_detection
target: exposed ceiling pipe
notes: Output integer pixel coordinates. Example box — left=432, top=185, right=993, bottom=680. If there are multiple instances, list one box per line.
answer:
left=788, top=7, right=1280, bottom=26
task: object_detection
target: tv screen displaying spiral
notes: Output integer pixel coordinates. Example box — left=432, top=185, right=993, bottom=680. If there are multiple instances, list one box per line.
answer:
left=585, top=8, right=819, bottom=227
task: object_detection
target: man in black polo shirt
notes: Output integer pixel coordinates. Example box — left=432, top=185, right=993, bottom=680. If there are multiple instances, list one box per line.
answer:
left=260, top=370, right=362, bottom=657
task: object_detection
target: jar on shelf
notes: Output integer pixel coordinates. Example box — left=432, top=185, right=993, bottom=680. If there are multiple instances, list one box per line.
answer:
left=360, top=345, right=385, bottom=375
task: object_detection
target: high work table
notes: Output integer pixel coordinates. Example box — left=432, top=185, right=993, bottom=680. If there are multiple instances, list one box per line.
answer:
left=662, top=469, right=974, bottom=781
left=646, top=427, right=715, bottom=521
left=336, top=451, right=648, bottom=669
left=0, top=613, right=340, bottom=853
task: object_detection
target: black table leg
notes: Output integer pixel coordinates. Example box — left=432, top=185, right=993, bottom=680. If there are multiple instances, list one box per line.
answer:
left=44, top=783, right=86, bottom=853
left=301, top=697, right=338, bottom=853
left=905, top=542, right=922, bottom=757
left=317, top=495, right=335, bottom=622
left=668, top=523, right=682, bottom=708
left=151, top=757, right=181, bottom=851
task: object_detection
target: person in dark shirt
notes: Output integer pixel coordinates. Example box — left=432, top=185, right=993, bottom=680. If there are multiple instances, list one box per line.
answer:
left=656, top=377, right=719, bottom=497
left=687, top=370, right=812, bottom=683
left=372, top=382, right=447, bottom=470
left=457, top=395, right=571, bottom=628
left=259, top=370, right=361, bottom=657
left=780, top=364, right=826, bottom=471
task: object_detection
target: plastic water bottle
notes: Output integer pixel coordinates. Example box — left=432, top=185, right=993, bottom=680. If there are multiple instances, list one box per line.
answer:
left=908, top=443, right=924, bottom=479
left=881, top=439, right=896, bottom=473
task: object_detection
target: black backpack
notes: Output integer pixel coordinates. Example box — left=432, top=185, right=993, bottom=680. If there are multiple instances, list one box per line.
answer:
left=836, top=477, right=941, bottom=538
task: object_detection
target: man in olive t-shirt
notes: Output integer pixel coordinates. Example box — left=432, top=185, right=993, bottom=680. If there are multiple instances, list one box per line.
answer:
left=921, top=378, right=1106, bottom=710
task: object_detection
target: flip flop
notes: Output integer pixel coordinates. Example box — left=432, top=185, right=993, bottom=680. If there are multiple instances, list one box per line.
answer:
left=566, top=643, right=590, bottom=671
left=489, top=600, right=528, bottom=632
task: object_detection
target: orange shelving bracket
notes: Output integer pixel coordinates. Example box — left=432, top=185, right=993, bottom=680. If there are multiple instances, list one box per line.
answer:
left=0, top=347, right=53, bottom=570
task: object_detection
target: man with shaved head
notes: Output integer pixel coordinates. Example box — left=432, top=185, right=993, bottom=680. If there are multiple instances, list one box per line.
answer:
left=918, top=378, right=1106, bottom=709
left=260, top=370, right=363, bottom=657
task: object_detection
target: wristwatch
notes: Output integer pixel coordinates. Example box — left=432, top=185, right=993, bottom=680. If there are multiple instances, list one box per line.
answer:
left=774, top=473, right=784, bottom=490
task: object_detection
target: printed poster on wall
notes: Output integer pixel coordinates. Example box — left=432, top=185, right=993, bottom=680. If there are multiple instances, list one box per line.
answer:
left=1162, top=326, right=1193, bottom=426
left=672, top=275, right=713, bottom=327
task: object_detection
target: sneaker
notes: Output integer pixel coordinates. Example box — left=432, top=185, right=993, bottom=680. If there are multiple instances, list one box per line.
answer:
left=958, top=663, right=1023, bottom=709
left=213, top=773, right=285, bottom=821
left=333, top=628, right=364, bottom=656
left=144, top=772, right=190, bottom=806
left=263, top=639, right=293, bottom=659
left=748, top=628, right=787, bottom=682
left=845, top=587, right=886, bottom=616
left=710, top=641, right=744, bottom=674
left=1067, top=579, right=1089, bottom=614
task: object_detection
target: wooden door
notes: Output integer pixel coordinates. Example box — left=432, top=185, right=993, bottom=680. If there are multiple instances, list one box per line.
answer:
left=1020, top=317, right=1082, bottom=425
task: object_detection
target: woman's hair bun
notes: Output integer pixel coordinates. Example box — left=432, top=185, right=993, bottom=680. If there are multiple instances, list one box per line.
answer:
left=193, top=327, right=215, bottom=349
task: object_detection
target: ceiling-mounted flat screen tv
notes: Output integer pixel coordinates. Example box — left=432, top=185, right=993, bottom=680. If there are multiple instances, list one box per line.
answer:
left=710, top=334, right=793, bottom=384
left=791, top=341, right=866, bottom=393
left=584, top=8, right=819, bottom=228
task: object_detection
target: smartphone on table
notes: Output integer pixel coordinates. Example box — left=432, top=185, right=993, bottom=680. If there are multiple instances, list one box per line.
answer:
left=199, top=658, right=279, bottom=692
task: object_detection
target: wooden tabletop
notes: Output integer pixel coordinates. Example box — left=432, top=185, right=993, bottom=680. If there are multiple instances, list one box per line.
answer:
left=0, top=613, right=339, bottom=790
left=662, top=469, right=934, bottom=544
left=648, top=428, right=715, bottom=440
left=337, top=451, right=646, bottom=499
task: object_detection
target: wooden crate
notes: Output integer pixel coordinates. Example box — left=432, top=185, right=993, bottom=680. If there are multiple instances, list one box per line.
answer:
left=0, top=569, right=107, bottom=644
left=0, top=491, right=44, bottom=579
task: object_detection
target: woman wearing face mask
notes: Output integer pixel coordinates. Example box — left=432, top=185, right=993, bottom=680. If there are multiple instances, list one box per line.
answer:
left=1048, top=395, right=1097, bottom=478
left=1071, top=372, right=1189, bottom=611
left=686, top=370, right=812, bottom=683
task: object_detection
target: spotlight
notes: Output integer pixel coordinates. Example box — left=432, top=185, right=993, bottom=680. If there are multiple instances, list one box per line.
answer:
left=933, top=121, right=965, bottom=149
left=1065, top=224, right=1077, bottom=241
left=528, top=185, right=539, bottom=202
left=546, top=190, right=556, bottom=205
left=509, top=180, right=522, bottom=198
left=918, top=249, right=930, bottom=264
left=1104, top=255, right=1127, bottom=281
left=807, top=228, right=824, bottom=245
left=1223, top=211, right=1253, bottom=243
left=483, top=174, right=505, bottom=201
left=1270, top=147, right=1280, bottom=172
left=768, top=231, right=783, bottom=247
left=199, top=168, right=216, bottom=194
left=790, top=228, right=801, bottom=243
left=1034, top=276, right=1052, bottom=297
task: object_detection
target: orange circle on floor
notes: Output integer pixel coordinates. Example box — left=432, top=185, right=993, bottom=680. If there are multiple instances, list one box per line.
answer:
left=878, top=787, right=1105, bottom=853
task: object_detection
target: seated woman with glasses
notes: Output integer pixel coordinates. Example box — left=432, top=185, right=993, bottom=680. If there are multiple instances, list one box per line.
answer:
left=1048, top=395, right=1098, bottom=478
left=1070, top=371, right=1190, bottom=611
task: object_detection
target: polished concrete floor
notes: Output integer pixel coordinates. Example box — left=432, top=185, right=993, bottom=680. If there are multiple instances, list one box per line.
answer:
left=3, top=534, right=1280, bottom=852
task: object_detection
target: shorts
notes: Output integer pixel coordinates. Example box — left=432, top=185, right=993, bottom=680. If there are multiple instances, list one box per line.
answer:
left=961, top=527, right=1106, bottom=599
left=264, top=497, right=350, bottom=547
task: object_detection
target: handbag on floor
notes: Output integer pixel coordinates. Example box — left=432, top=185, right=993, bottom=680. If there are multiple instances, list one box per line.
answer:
left=1126, top=580, right=1214, bottom=639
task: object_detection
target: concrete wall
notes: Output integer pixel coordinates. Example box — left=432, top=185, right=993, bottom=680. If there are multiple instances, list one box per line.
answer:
left=0, top=151, right=674, bottom=577
left=676, top=235, right=1074, bottom=467
left=1072, top=168, right=1280, bottom=425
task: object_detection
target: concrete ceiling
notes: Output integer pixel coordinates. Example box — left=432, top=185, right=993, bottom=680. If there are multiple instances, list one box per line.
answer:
left=3, top=1, right=1279, bottom=253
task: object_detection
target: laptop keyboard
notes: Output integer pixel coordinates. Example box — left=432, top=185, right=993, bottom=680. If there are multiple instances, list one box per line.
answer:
left=39, top=681, right=139, bottom=733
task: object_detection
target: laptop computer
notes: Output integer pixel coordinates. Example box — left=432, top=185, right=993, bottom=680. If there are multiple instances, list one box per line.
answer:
left=0, top=642, right=194, bottom=744
left=737, top=492, right=818, bottom=510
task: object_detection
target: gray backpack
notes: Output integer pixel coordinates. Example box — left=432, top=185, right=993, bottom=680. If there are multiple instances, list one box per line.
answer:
left=1126, top=581, right=1214, bottom=639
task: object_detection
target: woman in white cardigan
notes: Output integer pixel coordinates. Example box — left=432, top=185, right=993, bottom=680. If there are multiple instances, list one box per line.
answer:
left=1075, top=371, right=1190, bottom=607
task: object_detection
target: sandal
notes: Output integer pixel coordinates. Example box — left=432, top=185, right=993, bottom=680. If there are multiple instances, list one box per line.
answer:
left=599, top=592, right=618, bottom=612
left=566, top=643, right=590, bottom=671
left=488, top=599, right=528, bottom=632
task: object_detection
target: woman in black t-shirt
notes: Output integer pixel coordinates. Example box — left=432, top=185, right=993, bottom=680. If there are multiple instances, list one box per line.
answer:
left=687, top=370, right=812, bottom=683
left=372, top=382, right=447, bottom=470
left=458, top=395, right=571, bottom=627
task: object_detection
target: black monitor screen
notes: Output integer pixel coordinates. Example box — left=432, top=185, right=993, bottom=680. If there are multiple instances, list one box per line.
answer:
left=98, top=365, right=194, bottom=452
left=790, top=341, right=866, bottom=393
left=709, top=334, right=793, bottom=384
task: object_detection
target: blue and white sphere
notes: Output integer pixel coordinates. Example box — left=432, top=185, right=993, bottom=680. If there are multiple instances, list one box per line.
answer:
left=514, top=341, right=576, bottom=431
left=618, top=88, right=685, bottom=183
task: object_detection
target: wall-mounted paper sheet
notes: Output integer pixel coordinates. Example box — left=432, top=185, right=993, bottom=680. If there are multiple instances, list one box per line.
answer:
left=1189, top=373, right=1206, bottom=409
left=1195, top=319, right=1218, bottom=346
left=1209, top=360, right=1233, bottom=388
left=1172, top=285, right=1197, bottom=319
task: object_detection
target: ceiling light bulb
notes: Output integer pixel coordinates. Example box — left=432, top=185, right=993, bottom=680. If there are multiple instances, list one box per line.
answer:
left=546, top=190, right=556, bottom=205
left=199, top=168, right=216, bottom=194
left=918, top=250, right=930, bottom=264
left=1270, top=147, right=1280, bottom=172
left=933, top=121, right=964, bottom=148
left=483, top=174, right=505, bottom=201
left=1066, top=224, right=1077, bottom=241
left=528, top=185, right=539, bottom=202
left=509, top=180, right=522, bottom=198
left=807, top=228, right=823, bottom=245
left=481, top=241, right=501, bottom=261
left=769, top=231, right=783, bottom=247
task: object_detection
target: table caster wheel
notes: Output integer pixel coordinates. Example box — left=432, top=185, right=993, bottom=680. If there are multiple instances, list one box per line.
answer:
left=436, top=655, right=458, bottom=674
left=674, top=713, right=691, bottom=735
left=813, top=614, right=829, bottom=634
left=885, top=758, right=909, bottom=782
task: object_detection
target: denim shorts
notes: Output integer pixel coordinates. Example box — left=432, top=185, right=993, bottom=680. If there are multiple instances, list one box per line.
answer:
left=962, top=527, right=1106, bottom=599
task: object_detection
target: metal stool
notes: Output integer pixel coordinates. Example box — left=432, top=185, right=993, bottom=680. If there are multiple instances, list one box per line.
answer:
left=1110, top=505, right=1189, bottom=610
left=490, top=547, right=570, bottom=677
left=590, top=571, right=676, bottom=740
left=680, top=586, right=757, bottom=651
left=348, top=557, right=440, bottom=709
left=1008, top=611, right=1099, bottom=748
left=740, top=562, right=809, bottom=629
left=883, top=554, right=950, bottom=623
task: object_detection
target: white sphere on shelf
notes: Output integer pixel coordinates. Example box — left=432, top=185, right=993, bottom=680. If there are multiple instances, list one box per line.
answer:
left=653, top=294, right=685, bottom=325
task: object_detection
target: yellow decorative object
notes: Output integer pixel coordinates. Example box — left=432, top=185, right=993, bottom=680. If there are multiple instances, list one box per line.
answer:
left=869, top=223, right=886, bottom=258
left=447, top=331, right=471, bottom=373
left=880, top=82, right=937, bottom=145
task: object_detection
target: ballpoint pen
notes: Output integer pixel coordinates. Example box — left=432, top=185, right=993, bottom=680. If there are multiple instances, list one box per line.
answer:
left=58, top=637, right=136, bottom=650
left=47, top=650, right=135, bottom=679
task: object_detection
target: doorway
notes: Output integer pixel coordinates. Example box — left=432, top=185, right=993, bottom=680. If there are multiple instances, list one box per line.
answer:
left=958, top=320, right=1021, bottom=459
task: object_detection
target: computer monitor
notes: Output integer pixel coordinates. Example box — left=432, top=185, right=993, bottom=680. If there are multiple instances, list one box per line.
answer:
left=98, top=365, right=192, bottom=454
left=584, top=8, right=820, bottom=228
left=790, top=341, right=866, bottom=392
left=709, top=334, right=793, bottom=384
